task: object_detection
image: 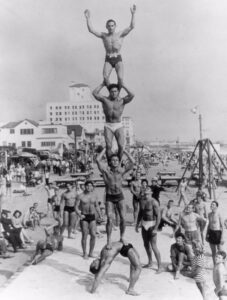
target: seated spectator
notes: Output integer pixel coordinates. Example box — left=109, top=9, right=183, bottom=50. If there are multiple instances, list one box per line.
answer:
left=12, top=210, right=33, bottom=244
left=0, top=225, right=12, bottom=258
left=158, top=200, right=178, bottom=237
left=23, top=206, right=40, bottom=230
left=0, top=209, right=24, bottom=252
left=167, top=233, right=193, bottom=279
left=30, top=219, right=63, bottom=265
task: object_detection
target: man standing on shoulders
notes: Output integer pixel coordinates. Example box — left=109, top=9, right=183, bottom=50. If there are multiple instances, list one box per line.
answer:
left=75, top=181, right=102, bottom=259
left=96, top=148, right=134, bottom=249
left=206, top=201, right=224, bottom=264
left=93, top=83, right=134, bottom=161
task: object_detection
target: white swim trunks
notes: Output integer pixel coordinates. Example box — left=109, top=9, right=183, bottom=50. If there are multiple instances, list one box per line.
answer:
left=141, top=220, right=156, bottom=231
left=104, top=122, right=123, bottom=133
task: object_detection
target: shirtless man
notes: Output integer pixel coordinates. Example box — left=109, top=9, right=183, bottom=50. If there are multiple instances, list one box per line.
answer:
left=45, top=182, right=58, bottom=217
left=52, top=188, right=63, bottom=220
left=96, top=148, right=134, bottom=249
left=60, top=183, right=76, bottom=238
left=130, top=171, right=142, bottom=224
left=75, top=181, right=101, bottom=259
left=177, top=204, right=206, bottom=245
left=136, top=188, right=162, bottom=273
left=193, top=195, right=208, bottom=244
left=178, top=177, right=188, bottom=207
left=206, top=201, right=224, bottom=264
left=158, top=200, right=178, bottom=237
left=84, top=5, right=136, bottom=87
left=93, top=82, right=134, bottom=161
left=90, top=241, right=141, bottom=296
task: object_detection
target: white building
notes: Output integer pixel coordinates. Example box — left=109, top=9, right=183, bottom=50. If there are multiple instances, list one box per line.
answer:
left=46, top=83, right=134, bottom=145
left=0, top=119, right=77, bottom=151
left=0, top=119, right=39, bottom=148
left=46, top=83, right=105, bottom=132
left=122, top=117, right=135, bottom=146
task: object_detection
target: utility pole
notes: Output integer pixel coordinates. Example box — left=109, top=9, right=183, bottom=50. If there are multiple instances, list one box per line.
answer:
left=74, top=130, right=77, bottom=172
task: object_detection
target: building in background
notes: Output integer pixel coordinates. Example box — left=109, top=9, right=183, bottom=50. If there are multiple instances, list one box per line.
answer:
left=0, top=119, right=39, bottom=148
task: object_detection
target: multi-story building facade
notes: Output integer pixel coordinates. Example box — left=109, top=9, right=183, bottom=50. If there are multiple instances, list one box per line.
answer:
left=46, top=84, right=105, bottom=132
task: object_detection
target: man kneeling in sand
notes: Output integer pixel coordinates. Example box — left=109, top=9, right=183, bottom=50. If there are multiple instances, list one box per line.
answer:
left=89, top=241, right=141, bottom=296
left=30, top=220, right=63, bottom=265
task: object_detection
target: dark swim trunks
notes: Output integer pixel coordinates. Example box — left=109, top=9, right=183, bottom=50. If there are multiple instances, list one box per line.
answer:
left=120, top=243, right=133, bottom=257
left=207, top=229, right=222, bottom=245
left=133, top=195, right=140, bottom=202
left=106, top=192, right=124, bottom=204
left=53, top=205, right=60, bottom=212
left=64, top=206, right=75, bottom=213
left=81, top=214, right=96, bottom=223
left=105, top=55, right=122, bottom=68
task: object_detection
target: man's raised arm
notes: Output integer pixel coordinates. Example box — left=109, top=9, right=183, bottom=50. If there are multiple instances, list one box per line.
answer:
left=122, top=84, right=134, bottom=105
left=120, top=5, right=136, bottom=38
left=84, top=9, right=103, bottom=38
left=92, top=82, right=106, bottom=102
left=96, top=148, right=106, bottom=173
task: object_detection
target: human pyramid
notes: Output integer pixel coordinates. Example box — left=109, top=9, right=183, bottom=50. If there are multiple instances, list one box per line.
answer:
left=29, top=5, right=227, bottom=299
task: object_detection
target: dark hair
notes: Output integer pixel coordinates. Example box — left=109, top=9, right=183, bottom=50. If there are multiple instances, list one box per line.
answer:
left=89, top=261, right=100, bottom=274
left=175, top=232, right=185, bottom=240
left=108, top=84, right=120, bottom=92
left=212, top=200, right=219, bottom=207
left=168, top=200, right=174, bottom=204
left=13, top=210, right=22, bottom=217
left=216, top=251, right=227, bottom=259
left=109, top=154, right=119, bottom=161
left=141, top=179, right=148, bottom=185
left=106, top=19, right=116, bottom=27
left=85, top=180, right=94, bottom=187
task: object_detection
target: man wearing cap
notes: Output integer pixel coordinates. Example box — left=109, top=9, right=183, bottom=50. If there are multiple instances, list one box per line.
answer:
left=135, top=187, right=162, bottom=273
left=75, top=180, right=102, bottom=259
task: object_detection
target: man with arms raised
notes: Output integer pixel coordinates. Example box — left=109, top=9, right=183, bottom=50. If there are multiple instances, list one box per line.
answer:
left=89, top=241, right=141, bottom=296
left=84, top=5, right=136, bottom=87
left=60, top=183, right=76, bottom=239
left=136, top=188, right=162, bottom=273
left=96, top=148, right=134, bottom=249
left=93, top=83, right=134, bottom=161
left=75, top=181, right=102, bottom=259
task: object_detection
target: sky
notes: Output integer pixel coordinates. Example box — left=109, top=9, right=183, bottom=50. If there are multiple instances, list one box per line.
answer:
left=1, top=0, right=227, bottom=142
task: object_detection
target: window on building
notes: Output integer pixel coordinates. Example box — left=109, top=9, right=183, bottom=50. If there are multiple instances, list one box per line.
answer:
left=56, top=112, right=58, bottom=115
left=20, top=128, right=34, bottom=135
left=21, top=141, right=26, bottom=147
left=50, top=106, right=52, bottom=109
left=41, top=141, right=56, bottom=147
left=56, top=106, right=58, bottom=109
left=50, top=112, right=52, bottom=115
left=27, top=141, right=32, bottom=147
left=59, top=112, right=61, bottom=115
left=90, top=117, right=92, bottom=120
left=65, top=112, right=67, bottom=115
left=87, top=117, right=89, bottom=120
left=65, top=118, right=67, bottom=121
left=50, top=118, right=52, bottom=122
left=42, top=128, right=57, bottom=134
left=10, top=129, right=15, bottom=134
left=56, top=118, right=58, bottom=121
left=59, top=106, right=61, bottom=109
